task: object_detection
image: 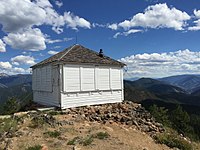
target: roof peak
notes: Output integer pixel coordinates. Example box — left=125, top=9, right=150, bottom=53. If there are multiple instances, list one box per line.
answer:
left=31, top=45, right=125, bottom=68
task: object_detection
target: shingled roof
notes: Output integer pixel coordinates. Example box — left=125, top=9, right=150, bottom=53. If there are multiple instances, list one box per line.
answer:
left=31, top=44, right=125, bottom=68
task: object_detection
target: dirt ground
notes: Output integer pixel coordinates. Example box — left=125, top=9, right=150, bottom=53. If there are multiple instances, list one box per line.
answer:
left=0, top=114, right=172, bottom=150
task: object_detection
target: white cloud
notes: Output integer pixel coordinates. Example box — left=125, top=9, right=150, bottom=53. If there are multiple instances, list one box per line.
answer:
left=3, top=28, right=46, bottom=51
left=0, top=67, right=29, bottom=74
left=48, top=50, right=59, bottom=55
left=0, top=0, right=91, bottom=51
left=46, top=37, right=73, bottom=44
left=120, top=49, right=200, bottom=78
left=0, top=39, right=6, bottom=52
left=92, top=23, right=107, bottom=28
left=34, top=0, right=52, bottom=8
left=108, top=23, right=118, bottom=30
left=35, top=0, right=91, bottom=33
left=113, top=29, right=142, bottom=38
left=64, top=12, right=91, bottom=30
left=0, top=61, right=31, bottom=74
left=112, top=3, right=190, bottom=31
left=0, top=62, right=12, bottom=69
left=113, top=32, right=121, bottom=38
left=0, top=0, right=46, bottom=33
left=12, top=67, right=26, bottom=74
left=0, top=0, right=91, bottom=35
left=55, top=1, right=63, bottom=8
left=46, top=39, right=63, bottom=44
left=63, top=37, right=73, bottom=41
left=194, top=9, right=200, bottom=19
left=11, top=55, right=36, bottom=66
left=188, top=10, right=200, bottom=31
left=123, top=29, right=143, bottom=36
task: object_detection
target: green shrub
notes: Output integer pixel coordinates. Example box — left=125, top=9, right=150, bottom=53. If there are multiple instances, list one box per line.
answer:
left=95, top=132, right=109, bottom=139
left=29, top=118, right=46, bottom=128
left=149, top=104, right=170, bottom=126
left=25, top=145, right=42, bottom=150
left=67, top=135, right=93, bottom=146
left=47, top=111, right=60, bottom=116
left=80, top=135, right=93, bottom=146
left=154, top=133, right=192, bottom=150
left=67, top=136, right=82, bottom=145
left=67, top=132, right=109, bottom=146
left=0, top=117, right=18, bottom=136
left=44, top=130, right=60, bottom=138
left=2, top=97, right=20, bottom=115
left=171, top=105, right=193, bottom=135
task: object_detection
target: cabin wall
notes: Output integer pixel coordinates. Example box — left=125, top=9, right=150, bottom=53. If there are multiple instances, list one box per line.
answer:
left=32, top=65, right=60, bottom=107
left=61, top=64, right=123, bottom=108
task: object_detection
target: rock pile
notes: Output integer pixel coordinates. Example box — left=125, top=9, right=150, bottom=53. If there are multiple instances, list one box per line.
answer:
left=63, top=101, right=165, bottom=136
left=6, top=101, right=164, bottom=137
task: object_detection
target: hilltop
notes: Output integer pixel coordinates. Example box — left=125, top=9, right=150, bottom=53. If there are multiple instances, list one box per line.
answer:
left=0, top=102, right=174, bottom=150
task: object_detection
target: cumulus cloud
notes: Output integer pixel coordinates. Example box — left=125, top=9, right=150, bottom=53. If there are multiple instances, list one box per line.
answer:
left=0, top=61, right=31, bottom=74
left=111, top=3, right=190, bottom=31
left=0, top=62, right=12, bottom=69
left=0, top=0, right=46, bottom=33
left=35, top=0, right=91, bottom=33
left=11, top=55, right=36, bottom=66
left=188, top=10, right=200, bottom=31
left=108, top=23, right=118, bottom=30
left=0, top=0, right=91, bottom=35
left=0, top=39, right=6, bottom=52
left=120, top=49, right=200, bottom=78
left=64, top=12, right=91, bottom=30
left=113, top=29, right=142, bottom=38
left=3, top=28, right=46, bottom=51
left=12, top=67, right=26, bottom=74
left=1, top=67, right=30, bottom=74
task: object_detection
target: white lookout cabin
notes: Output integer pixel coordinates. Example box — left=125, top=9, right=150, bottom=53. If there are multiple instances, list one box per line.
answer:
left=31, top=44, right=126, bottom=109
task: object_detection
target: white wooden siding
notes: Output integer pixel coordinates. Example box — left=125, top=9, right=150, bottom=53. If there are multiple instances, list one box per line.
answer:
left=35, top=68, right=41, bottom=90
left=61, top=90, right=122, bottom=108
left=33, top=88, right=59, bottom=107
left=33, top=63, right=124, bottom=108
left=63, top=65, right=80, bottom=92
left=111, top=68, right=121, bottom=89
left=81, top=67, right=95, bottom=91
left=32, top=65, right=60, bottom=107
left=61, top=64, right=123, bottom=109
left=63, top=64, right=123, bottom=92
left=32, top=65, right=52, bottom=92
left=97, top=67, right=110, bottom=90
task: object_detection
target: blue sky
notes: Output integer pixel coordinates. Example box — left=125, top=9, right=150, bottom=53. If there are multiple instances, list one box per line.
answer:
left=1, top=0, right=200, bottom=78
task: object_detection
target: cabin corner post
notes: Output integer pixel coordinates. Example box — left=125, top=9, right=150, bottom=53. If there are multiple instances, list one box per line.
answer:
left=59, top=64, right=63, bottom=108
left=121, top=68, right=124, bottom=101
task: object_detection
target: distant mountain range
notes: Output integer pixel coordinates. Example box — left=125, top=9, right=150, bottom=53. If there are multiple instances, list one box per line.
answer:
left=159, top=74, right=200, bottom=93
left=0, top=73, right=32, bottom=104
left=125, top=76, right=200, bottom=110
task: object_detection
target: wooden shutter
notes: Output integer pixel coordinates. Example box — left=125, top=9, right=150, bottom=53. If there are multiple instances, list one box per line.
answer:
left=63, top=65, right=80, bottom=92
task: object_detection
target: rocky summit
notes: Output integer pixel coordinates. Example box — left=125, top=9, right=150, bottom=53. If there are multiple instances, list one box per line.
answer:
left=62, top=101, right=165, bottom=136
left=0, top=102, right=169, bottom=150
